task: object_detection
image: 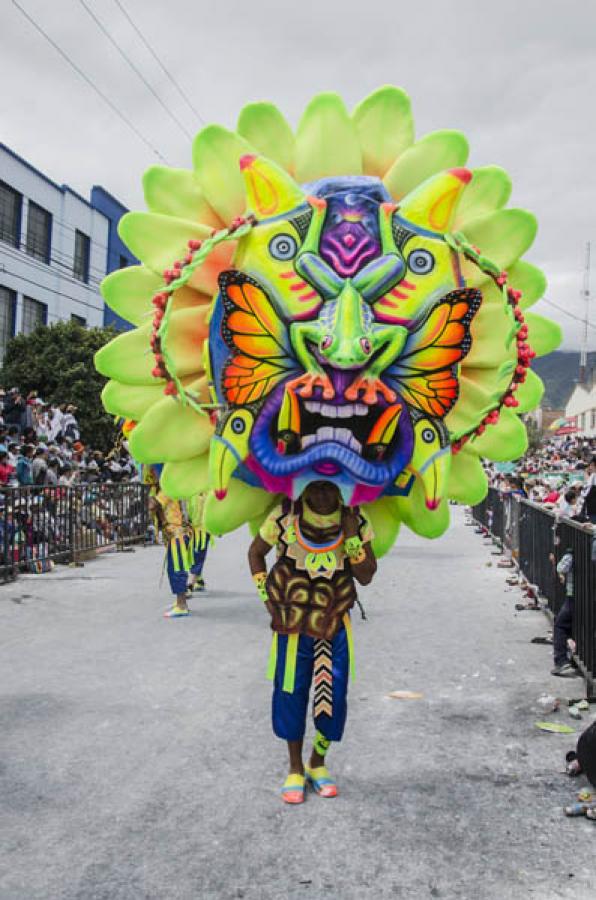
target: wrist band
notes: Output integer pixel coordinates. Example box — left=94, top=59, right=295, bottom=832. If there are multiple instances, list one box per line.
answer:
left=344, top=535, right=365, bottom=563
left=253, top=571, right=269, bottom=602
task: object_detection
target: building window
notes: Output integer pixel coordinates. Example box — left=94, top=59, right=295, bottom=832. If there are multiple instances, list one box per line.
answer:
left=22, top=296, right=47, bottom=334
left=73, top=230, right=90, bottom=283
left=591, top=409, right=596, bottom=429
left=71, top=314, right=86, bottom=327
left=119, top=255, right=128, bottom=269
left=26, top=202, right=52, bottom=263
left=0, top=181, right=22, bottom=247
left=0, top=286, right=16, bottom=363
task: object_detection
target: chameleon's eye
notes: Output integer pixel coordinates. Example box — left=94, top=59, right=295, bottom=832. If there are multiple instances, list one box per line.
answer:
left=421, top=427, right=435, bottom=443
left=360, top=337, right=372, bottom=355
left=269, top=233, right=298, bottom=261
left=407, top=249, right=435, bottom=275
left=320, top=335, right=333, bottom=351
left=231, top=416, right=246, bottom=434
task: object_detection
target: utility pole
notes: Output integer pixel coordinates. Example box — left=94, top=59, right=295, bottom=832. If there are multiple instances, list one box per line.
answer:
left=579, top=241, right=591, bottom=384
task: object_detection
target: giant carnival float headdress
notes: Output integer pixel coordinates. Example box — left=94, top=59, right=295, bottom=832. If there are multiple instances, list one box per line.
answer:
left=96, top=87, right=561, bottom=556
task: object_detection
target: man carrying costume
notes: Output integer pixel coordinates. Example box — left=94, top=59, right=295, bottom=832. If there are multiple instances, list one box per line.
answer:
left=248, top=480, right=376, bottom=803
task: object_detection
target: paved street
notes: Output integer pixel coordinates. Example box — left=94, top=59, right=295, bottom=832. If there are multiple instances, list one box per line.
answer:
left=1, top=507, right=595, bottom=900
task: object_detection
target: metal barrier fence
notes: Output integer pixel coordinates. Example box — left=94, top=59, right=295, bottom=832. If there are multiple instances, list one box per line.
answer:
left=473, top=488, right=596, bottom=698
left=0, top=483, right=150, bottom=582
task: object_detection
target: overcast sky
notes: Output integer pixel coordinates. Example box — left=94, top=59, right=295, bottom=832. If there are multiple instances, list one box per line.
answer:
left=2, top=0, right=595, bottom=351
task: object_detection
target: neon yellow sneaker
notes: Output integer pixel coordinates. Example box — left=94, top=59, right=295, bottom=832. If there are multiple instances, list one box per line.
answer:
left=163, top=606, right=190, bottom=618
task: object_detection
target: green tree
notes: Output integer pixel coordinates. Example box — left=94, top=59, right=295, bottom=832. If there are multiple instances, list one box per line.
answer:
left=0, top=322, right=118, bottom=450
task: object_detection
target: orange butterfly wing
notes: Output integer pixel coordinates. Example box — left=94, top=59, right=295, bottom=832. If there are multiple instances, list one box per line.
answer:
left=220, top=272, right=298, bottom=405
left=388, top=289, right=481, bottom=417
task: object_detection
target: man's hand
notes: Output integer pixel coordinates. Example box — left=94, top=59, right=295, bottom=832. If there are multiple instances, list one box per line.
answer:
left=341, top=506, right=361, bottom=538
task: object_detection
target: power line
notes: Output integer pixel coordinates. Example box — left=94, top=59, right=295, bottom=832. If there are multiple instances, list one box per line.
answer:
left=541, top=298, right=596, bottom=333
left=0, top=244, right=104, bottom=293
left=77, top=0, right=193, bottom=140
left=112, top=0, right=206, bottom=126
left=0, top=264, right=106, bottom=315
left=10, top=0, right=168, bottom=162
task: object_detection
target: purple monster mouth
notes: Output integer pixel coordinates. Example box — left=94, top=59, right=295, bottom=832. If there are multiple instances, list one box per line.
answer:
left=320, top=221, right=380, bottom=278
left=249, top=369, right=414, bottom=486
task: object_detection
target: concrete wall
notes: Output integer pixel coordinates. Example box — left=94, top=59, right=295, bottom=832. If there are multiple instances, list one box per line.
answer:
left=565, top=382, right=596, bottom=437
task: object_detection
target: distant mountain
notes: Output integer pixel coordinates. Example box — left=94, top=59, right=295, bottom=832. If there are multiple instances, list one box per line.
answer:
left=532, top=351, right=596, bottom=410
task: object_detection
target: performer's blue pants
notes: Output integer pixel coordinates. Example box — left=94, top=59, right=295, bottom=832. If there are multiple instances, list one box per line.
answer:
left=166, top=539, right=189, bottom=595
left=190, top=536, right=210, bottom=576
left=272, top=626, right=349, bottom=742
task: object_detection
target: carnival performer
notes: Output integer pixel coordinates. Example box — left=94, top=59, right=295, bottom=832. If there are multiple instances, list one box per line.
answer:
left=248, top=480, right=376, bottom=804
left=187, top=492, right=210, bottom=594
left=150, top=487, right=194, bottom=618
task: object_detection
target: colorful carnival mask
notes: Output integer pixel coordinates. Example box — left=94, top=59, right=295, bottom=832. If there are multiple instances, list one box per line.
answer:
left=96, top=87, right=561, bottom=555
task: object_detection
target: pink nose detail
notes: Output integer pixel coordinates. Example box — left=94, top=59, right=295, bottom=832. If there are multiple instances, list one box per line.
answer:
left=214, top=489, right=227, bottom=500
left=425, top=499, right=440, bottom=510
left=342, top=234, right=356, bottom=248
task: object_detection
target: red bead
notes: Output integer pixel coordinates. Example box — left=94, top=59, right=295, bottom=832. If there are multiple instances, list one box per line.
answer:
left=476, top=424, right=486, bottom=435
left=164, top=382, right=177, bottom=396
left=188, top=239, right=202, bottom=250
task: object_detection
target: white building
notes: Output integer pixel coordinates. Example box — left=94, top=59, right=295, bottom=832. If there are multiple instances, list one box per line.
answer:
left=0, top=144, right=135, bottom=364
left=565, top=380, right=596, bottom=438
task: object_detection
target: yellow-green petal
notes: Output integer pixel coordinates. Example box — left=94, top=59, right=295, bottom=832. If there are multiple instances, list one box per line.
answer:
left=129, top=396, right=214, bottom=463
left=362, top=496, right=401, bottom=559
left=461, top=209, right=538, bottom=271
left=161, top=455, right=210, bottom=499
left=204, top=479, right=274, bottom=535
left=515, top=368, right=544, bottom=413
left=95, top=323, right=156, bottom=385
left=142, top=166, right=223, bottom=228
left=448, top=447, right=488, bottom=505
left=295, top=92, right=362, bottom=182
left=102, top=380, right=165, bottom=420
left=472, top=410, right=528, bottom=461
left=352, top=85, right=414, bottom=178
left=118, top=213, right=212, bottom=276
left=509, top=261, right=547, bottom=310
left=192, top=126, right=253, bottom=224
left=453, top=166, right=512, bottom=228
left=237, top=103, right=295, bottom=174
left=383, top=130, right=469, bottom=201
left=101, top=265, right=161, bottom=326
left=466, top=303, right=517, bottom=369
left=525, top=312, right=563, bottom=356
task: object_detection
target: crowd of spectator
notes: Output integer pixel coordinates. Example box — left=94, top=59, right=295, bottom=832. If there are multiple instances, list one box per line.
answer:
left=0, top=387, right=137, bottom=487
left=486, top=436, right=596, bottom=525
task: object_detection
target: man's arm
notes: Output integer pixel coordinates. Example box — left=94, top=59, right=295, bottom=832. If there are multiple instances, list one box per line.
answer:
left=341, top=507, right=377, bottom=586
left=248, top=534, right=276, bottom=616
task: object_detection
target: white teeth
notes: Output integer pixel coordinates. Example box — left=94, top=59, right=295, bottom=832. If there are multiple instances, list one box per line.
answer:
left=304, top=400, right=322, bottom=413
left=301, top=434, right=316, bottom=449
left=333, top=427, right=352, bottom=444
left=317, top=426, right=334, bottom=442
left=349, top=436, right=362, bottom=452
left=355, top=403, right=368, bottom=416
left=321, top=403, right=337, bottom=418
left=336, top=404, right=352, bottom=418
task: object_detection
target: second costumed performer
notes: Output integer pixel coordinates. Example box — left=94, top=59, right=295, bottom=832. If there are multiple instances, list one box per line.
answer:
left=248, top=480, right=376, bottom=803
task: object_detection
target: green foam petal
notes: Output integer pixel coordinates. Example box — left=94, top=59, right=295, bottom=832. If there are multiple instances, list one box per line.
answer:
left=352, top=85, right=414, bottom=178
left=167, top=306, right=209, bottom=377
left=508, top=261, right=547, bottom=310
left=295, top=92, right=362, bottom=182
left=461, top=209, right=538, bottom=270
left=237, top=103, right=295, bottom=174
left=204, top=479, right=274, bottom=535
left=446, top=369, right=503, bottom=435
left=383, top=130, right=469, bottom=201
left=95, top=323, right=156, bottom=385
left=516, top=368, right=544, bottom=413
left=362, top=496, right=401, bottom=558
left=142, top=166, right=223, bottom=227
left=192, top=125, right=253, bottom=224
left=447, top=447, right=488, bottom=505
left=129, top=396, right=213, bottom=463
left=471, top=409, right=528, bottom=461
left=525, top=312, right=563, bottom=356
left=465, top=302, right=517, bottom=369
left=101, top=265, right=161, bottom=326
left=119, top=212, right=211, bottom=276
left=102, top=380, right=165, bottom=420
left=453, top=166, right=512, bottom=228
left=161, top=456, right=210, bottom=499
